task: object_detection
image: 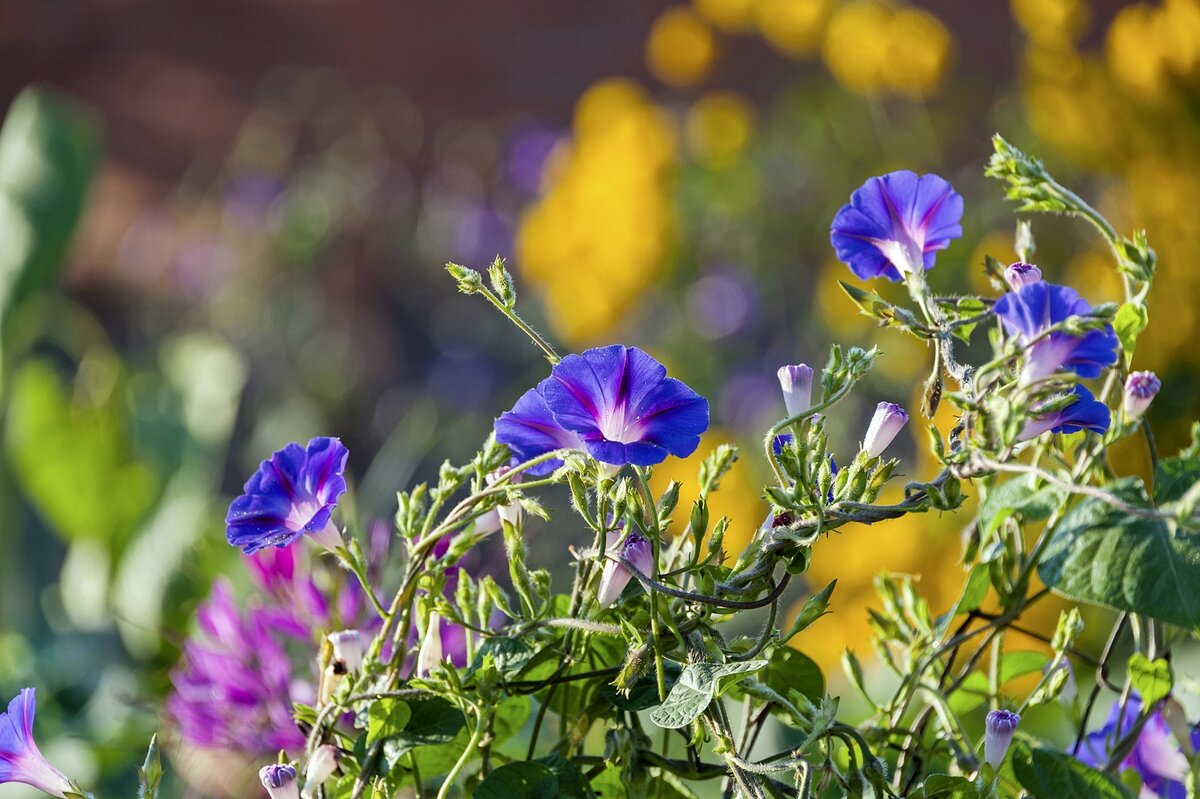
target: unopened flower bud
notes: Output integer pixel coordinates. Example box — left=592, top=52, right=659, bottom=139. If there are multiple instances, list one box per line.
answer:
left=1005, top=261, right=1042, bottom=289
left=328, top=630, right=364, bottom=674
left=416, top=614, right=445, bottom=677
left=862, top=402, right=908, bottom=458
left=984, top=709, right=1020, bottom=769
left=597, top=532, right=654, bottom=607
left=486, top=468, right=523, bottom=527
left=777, top=364, right=814, bottom=418
left=1123, top=371, right=1160, bottom=420
left=1043, top=658, right=1077, bottom=704
left=302, top=746, right=339, bottom=798
left=260, top=764, right=299, bottom=799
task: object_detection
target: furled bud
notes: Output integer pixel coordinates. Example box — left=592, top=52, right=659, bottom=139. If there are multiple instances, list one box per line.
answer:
left=984, top=709, right=1020, bottom=769
left=777, top=364, right=814, bottom=418
left=597, top=532, right=654, bottom=607
left=486, top=467, right=523, bottom=527
left=1123, top=371, right=1160, bottom=421
left=302, top=746, right=340, bottom=799
left=328, top=630, right=364, bottom=674
left=260, top=764, right=300, bottom=799
left=1005, top=261, right=1042, bottom=289
left=416, top=613, right=445, bottom=677
left=862, top=402, right=909, bottom=458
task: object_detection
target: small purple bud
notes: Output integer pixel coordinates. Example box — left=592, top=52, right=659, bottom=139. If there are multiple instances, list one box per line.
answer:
left=862, top=402, right=908, bottom=458
left=777, top=364, right=814, bottom=418
left=1005, top=261, right=1042, bottom=289
left=302, top=746, right=339, bottom=798
left=328, top=630, right=364, bottom=673
left=597, top=532, right=654, bottom=607
left=1123, top=371, right=1160, bottom=420
left=984, top=709, right=1020, bottom=769
left=260, top=764, right=300, bottom=799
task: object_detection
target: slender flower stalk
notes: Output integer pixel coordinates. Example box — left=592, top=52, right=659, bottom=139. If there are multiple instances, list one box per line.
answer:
left=260, top=764, right=300, bottom=799
left=862, top=402, right=908, bottom=458
left=777, top=364, right=814, bottom=417
left=0, top=689, right=76, bottom=799
left=984, top=709, right=1020, bottom=769
left=1124, top=371, right=1161, bottom=420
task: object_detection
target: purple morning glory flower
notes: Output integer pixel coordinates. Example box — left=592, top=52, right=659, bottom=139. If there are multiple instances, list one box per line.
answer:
left=778, top=364, right=814, bottom=417
left=993, top=282, right=1119, bottom=385
left=496, top=345, right=709, bottom=469
left=0, top=689, right=75, bottom=799
left=862, top=402, right=909, bottom=458
left=830, top=171, right=963, bottom=282
left=1078, top=696, right=1198, bottom=798
left=1019, top=384, right=1111, bottom=441
left=168, top=581, right=306, bottom=755
left=494, top=388, right=585, bottom=476
left=226, top=437, right=349, bottom=554
left=1124, top=371, right=1161, bottom=420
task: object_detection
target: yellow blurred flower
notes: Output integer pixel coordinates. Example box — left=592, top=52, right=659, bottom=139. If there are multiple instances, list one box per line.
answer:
left=753, top=0, right=832, bottom=58
left=646, top=7, right=719, bottom=87
left=694, top=0, right=756, bottom=33
left=884, top=6, right=955, bottom=98
left=1106, top=4, right=1170, bottom=100
left=684, top=91, right=756, bottom=165
left=822, top=1, right=952, bottom=98
left=1011, top=0, right=1089, bottom=43
left=516, top=79, right=677, bottom=344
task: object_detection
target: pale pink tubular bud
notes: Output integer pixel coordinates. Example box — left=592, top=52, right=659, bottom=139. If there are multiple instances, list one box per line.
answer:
left=1005, top=261, right=1042, bottom=289
left=597, top=532, right=654, bottom=607
left=260, top=764, right=300, bottom=799
left=486, top=468, right=523, bottom=528
left=777, top=364, right=814, bottom=418
left=1123, top=371, right=1160, bottom=420
left=328, top=630, right=364, bottom=673
left=984, top=709, right=1020, bottom=769
left=862, top=402, right=908, bottom=458
left=302, top=746, right=339, bottom=798
left=416, top=614, right=444, bottom=677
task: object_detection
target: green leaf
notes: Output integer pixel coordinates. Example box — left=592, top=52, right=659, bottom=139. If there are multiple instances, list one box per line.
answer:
left=379, top=696, right=465, bottom=765
left=1114, top=303, right=1148, bottom=353
left=980, top=475, right=1064, bottom=534
left=1011, top=741, right=1132, bottom=798
left=1038, top=477, right=1200, bottom=628
left=1128, top=653, right=1173, bottom=706
left=536, top=754, right=588, bottom=799
left=648, top=660, right=766, bottom=729
left=915, top=774, right=982, bottom=798
left=0, top=86, right=99, bottom=321
left=469, top=637, right=536, bottom=679
left=763, top=648, right=824, bottom=702
left=947, top=671, right=988, bottom=715
left=475, top=762, right=559, bottom=799
left=368, top=698, right=412, bottom=745
left=999, top=651, right=1050, bottom=684
left=1154, top=455, right=1200, bottom=505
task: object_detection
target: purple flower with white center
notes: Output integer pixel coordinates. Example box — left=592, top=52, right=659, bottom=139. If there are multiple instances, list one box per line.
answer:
left=1078, top=696, right=1199, bottom=798
left=226, top=437, right=349, bottom=554
left=494, top=388, right=585, bottom=476
left=0, top=689, right=75, bottom=799
left=984, top=709, right=1020, bottom=769
left=862, top=402, right=908, bottom=458
left=1006, top=261, right=1043, bottom=289
left=597, top=531, right=655, bottom=607
left=260, top=764, right=300, bottom=799
left=1124, top=371, right=1161, bottom=421
left=1019, top=385, right=1111, bottom=441
left=992, top=282, right=1119, bottom=385
left=497, top=345, right=709, bottom=469
left=778, top=364, right=814, bottom=417
left=830, top=171, right=963, bottom=282
left=168, top=581, right=305, bottom=755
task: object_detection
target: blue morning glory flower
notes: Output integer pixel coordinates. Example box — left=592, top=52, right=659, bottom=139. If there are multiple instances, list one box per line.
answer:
left=495, top=345, right=709, bottom=469
left=1078, top=696, right=1197, bottom=798
left=0, top=688, right=75, bottom=799
left=494, top=388, right=585, bottom=476
left=830, top=171, right=963, bottom=282
left=226, top=437, right=349, bottom=554
left=1019, top=385, right=1111, bottom=440
left=993, top=281, right=1118, bottom=385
